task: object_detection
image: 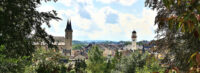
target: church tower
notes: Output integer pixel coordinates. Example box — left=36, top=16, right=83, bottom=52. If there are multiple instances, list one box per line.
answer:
left=65, top=20, right=73, bottom=51
left=131, top=30, right=137, bottom=51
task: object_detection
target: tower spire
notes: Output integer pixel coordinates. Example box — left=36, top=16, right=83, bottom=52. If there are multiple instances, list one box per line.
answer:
left=132, top=30, right=137, bottom=51
left=65, top=19, right=72, bottom=31
left=65, top=19, right=73, bottom=56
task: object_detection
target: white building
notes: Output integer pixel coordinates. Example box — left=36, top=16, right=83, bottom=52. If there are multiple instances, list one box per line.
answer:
left=131, top=30, right=137, bottom=50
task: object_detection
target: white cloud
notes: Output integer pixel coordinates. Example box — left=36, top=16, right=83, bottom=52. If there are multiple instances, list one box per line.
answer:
left=81, top=6, right=157, bottom=41
left=37, top=4, right=65, bottom=36
left=97, top=0, right=137, bottom=6
left=72, top=15, right=92, bottom=30
left=38, top=0, right=157, bottom=41
left=77, top=0, right=93, bottom=5
left=83, top=5, right=157, bottom=41
left=118, top=8, right=157, bottom=41
left=119, top=0, right=138, bottom=6
left=58, top=0, right=72, bottom=6
left=58, top=0, right=93, bottom=7
left=96, top=0, right=116, bottom=4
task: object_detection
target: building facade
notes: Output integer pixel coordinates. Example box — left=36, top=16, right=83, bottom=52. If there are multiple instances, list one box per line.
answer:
left=65, top=20, right=73, bottom=51
left=131, top=30, right=137, bottom=50
left=64, top=20, right=73, bottom=55
left=34, top=20, right=73, bottom=56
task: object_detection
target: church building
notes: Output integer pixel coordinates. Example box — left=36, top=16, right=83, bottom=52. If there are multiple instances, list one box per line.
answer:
left=35, top=20, right=73, bottom=56
left=63, top=19, right=73, bottom=55
left=131, top=30, right=137, bottom=50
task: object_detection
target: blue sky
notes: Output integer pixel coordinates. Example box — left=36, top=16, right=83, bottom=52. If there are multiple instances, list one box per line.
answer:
left=37, top=0, right=157, bottom=41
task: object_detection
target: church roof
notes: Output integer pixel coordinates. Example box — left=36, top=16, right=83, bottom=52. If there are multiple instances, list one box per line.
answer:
left=65, top=20, right=72, bottom=31
left=53, top=36, right=65, bottom=42
left=132, top=30, right=136, bottom=33
left=53, top=36, right=65, bottom=45
left=33, top=36, right=65, bottom=45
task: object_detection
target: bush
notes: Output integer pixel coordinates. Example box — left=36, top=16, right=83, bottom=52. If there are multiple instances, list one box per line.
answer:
left=24, top=48, right=68, bottom=73
left=114, top=50, right=165, bottom=73
left=136, top=56, right=165, bottom=73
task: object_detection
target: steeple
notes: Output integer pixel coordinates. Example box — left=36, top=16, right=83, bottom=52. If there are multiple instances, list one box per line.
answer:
left=132, top=30, right=137, bottom=38
left=132, top=30, right=136, bottom=34
left=65, top=19, right=72, bottom=31
left=64, top=19, right=73, bottom=56
left=131, top=30, right=137, bottom=51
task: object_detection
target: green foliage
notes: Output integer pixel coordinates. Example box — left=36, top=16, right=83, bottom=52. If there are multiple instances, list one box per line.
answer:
left=35, top=49, right=66, bottom=73
left=72, top=44, right=85, bottom=50
left=24, top=48, right=68, bottom=73
left=137, top=40, right=149, bottom=46
left=114, top=50, right=164, bottom=73
left=187, top=51, right=200, bottom=73
left=61, top=65, right=67, bottom=73
left=115, top=50, right=149, bottom=73
left=114, top=50, right=122, bottom=60
left=145, top=0, right=200, bottom=39
left=84, top=47, right=121, bottom=73
left=86, top=45, right=106, bottom=73
left=110, top=50, right=122, bottom=72
left=188, top=51, right=200, bottom=66
left=145, top=0, right=200, bottom=71
left=0, top=0, right=60, bottom=72
left=0, top=45, right=30, bottom=73
left=70, top=69, right=76, bottom=73
left=36, top=63, right=60, bottom=73
left=73, top=46, right=166, bottom=73
left=75, top=59, right=87, bottom=73
left=104, top=60, right=113, bottom=73
left=124, top=41, right=132, bottom=45
left=136, top=56, right=165, bottom=73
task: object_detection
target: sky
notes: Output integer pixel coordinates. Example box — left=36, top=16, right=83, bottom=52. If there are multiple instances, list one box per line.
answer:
left=37, top=0, right=158, bottom=41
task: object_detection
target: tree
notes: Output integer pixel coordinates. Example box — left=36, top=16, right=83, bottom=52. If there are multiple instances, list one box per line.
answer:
left=104, top=60, right=112, bottom=73
left=0, top=0, right=60, bottom=72
left=75, top=59, right=87, bottom=73
left=114, top=51, right=165, bottom=73
left=72, top=44, right=85, bottom=50
left=114, top=50, right=122, bottom=61
left=61, top=64, right=67, bottom=73
left=24, top=48, right=67, bottom=73
left=145, top=0, right=200, bottom=39
left=110, top=50, right=122, bottom=72
left=115, top=50, right=149, bottom=73
left=0, top=45, right=29, bottom=73
left=136, top=56, right=165, bottom=73
left=86, top=45, right=105, bottom=73
left=145, top=0, right=200, bottom=71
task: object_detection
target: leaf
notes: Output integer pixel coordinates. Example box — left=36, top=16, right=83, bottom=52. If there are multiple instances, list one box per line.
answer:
left=188, top=21, right=192, bottom=32
left=163, top=0, right=170, bottom=9
left=196, top=53, right=200, bottom=65
left=181, top=24, right=185, bottom=32
left=177, top=0, right=181, bottom=5
left=196, top=14, right=200, bottom=21
left=172, top=67, right=180, bottom=73
left=188, top=52, right=198, bottom=63
left=194, top=29, right=199, bottom=38
left=169, top=20, right=173, bottom=29
left=178, top=22, right=182, bottom=28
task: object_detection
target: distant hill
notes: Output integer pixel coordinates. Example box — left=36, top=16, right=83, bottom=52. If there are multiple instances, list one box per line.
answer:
left=72, top=40, right=89, bottom=45
left=137, top=40, right=150, bottom=46
left=72, top=40, right=154, bottom=51
left=72, top=40, right=133, bottom=45
left=73, top=40, right=150, bottom=45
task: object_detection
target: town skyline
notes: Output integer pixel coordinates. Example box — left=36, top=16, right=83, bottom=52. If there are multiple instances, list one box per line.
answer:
left=38, top=0, right=157, bottom=41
